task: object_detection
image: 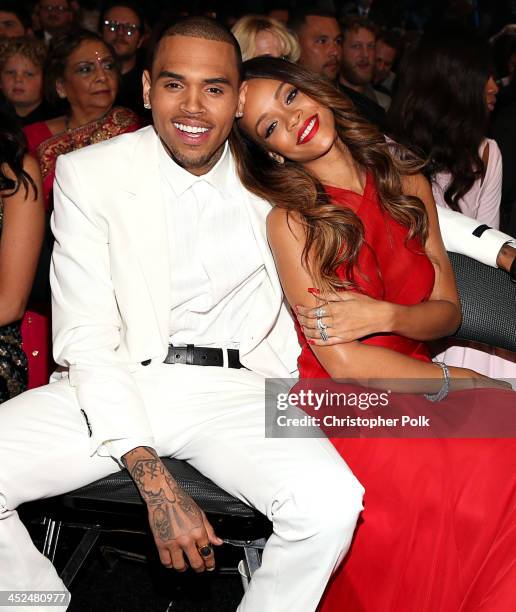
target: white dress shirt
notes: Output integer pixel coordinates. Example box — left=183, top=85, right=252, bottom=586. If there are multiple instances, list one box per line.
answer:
left=158, top=140, right=266, bottom=349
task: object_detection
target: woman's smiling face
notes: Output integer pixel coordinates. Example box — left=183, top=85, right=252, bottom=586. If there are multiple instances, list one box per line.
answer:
left=238, top=77, right=337, bottom=163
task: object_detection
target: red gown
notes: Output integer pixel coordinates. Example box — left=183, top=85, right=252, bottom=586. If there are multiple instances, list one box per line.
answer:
left=295, top=174, right=516, bottom=611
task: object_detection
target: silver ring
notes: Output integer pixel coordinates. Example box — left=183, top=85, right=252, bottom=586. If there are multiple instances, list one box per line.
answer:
left=316, top=317, right=327, bottom=331
left=314, top=307, right=326, bottom=318
left=319, top=328, right=329, bottom=342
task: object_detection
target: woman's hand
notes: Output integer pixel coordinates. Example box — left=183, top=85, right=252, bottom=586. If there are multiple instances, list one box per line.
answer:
left=296, top=289, right=395, bottom=345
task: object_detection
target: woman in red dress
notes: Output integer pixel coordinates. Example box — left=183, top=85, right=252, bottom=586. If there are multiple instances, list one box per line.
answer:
left=233, top=57, right=516, bottom=611
left=22, top=29, right=140, bottom=389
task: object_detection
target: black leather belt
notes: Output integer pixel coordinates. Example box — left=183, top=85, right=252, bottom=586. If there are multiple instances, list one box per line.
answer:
left=164, top=344, right=243, bottom=368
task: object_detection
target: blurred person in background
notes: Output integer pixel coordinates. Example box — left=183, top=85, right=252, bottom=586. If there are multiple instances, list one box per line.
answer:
left=373, top=28, right=402, bottom=94
left=37, top=0, right=74, bottom=45
left=289, top=8, right=342, bottom=81
left=266, top=1, right=290, bottom=24
left=341, top=0, right=373, bottom=18
left=23, top=29, right=139, bottom=390
left=0, top=36, right=57, bottom=125
left=99, top=0, right=146, bottom=115
left=389, top=30, right=516, bottom=382
left=232, top=14, right=300, bottom=62
left=0, top=2, right=32, bottom=38
left=0, top=109, right=44, bottom=402
left=338, top=15, right=387, bottom=126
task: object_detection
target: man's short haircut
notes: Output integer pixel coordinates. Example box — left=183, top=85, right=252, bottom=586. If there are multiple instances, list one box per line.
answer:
left=376, top=28, right=403, bottom=54
left=340, top=15, right=377, bottom=42
left=0, top=1, right=31, bottom=30
left=98, top=0, right=145, bottom=33
left=289, top=8, right=338, bottom=34
left=146, top=16, right=242, bottom=79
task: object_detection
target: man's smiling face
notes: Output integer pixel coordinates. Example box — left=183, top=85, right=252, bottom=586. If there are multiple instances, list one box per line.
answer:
left=143, top=35, right=240, bottom=176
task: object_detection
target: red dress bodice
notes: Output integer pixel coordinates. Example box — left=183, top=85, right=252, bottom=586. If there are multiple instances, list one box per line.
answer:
left=296, top=172, right=434, bottom=379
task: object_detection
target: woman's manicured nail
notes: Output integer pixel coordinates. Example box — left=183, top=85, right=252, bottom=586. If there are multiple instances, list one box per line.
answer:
left=307, top=287, right=320, bottom=294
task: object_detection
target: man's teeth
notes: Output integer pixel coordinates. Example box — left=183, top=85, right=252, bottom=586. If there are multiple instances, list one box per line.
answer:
left=174, top=123, right=209, bottom=134
left=299, top=118, right=316, bottom=142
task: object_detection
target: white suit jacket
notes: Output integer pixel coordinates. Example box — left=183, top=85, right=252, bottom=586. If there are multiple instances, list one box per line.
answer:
left=51, top=126, right=299, bottom=457
left=50, top=126, right=513, bottom=457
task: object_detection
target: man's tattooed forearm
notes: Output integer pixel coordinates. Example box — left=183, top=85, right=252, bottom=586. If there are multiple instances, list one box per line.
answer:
left=123, top=447, right=202, bottom=535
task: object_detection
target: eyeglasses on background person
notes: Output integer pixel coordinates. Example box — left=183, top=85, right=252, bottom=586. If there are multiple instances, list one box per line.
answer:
left=102, top=19, right=139, bottom=37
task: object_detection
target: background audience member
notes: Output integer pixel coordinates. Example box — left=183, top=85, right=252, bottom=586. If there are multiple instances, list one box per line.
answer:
left=289, top=9, right=342, bottom=81
left=338, top=15, right=387, bottom=127
left=0, top=2, right=33, bottom=38
left=0, top=37, right=56, bottom=125
left=390, top=31, right=501, bottom=226
left=36, top=0, right=74, bottom=45
left=0, top=109, right=44, bottom=401
left=232, top=14, right=300, bottom=61
left=76, top=0, right=101, bottom=32
left=99, top=0, right=146, bottom=115
left=25, top=28, right=139, bottom=208
left=389, top=30, right=516, bottom=381
left=266, top=1, right=290, bottom=24
left=373, top=28, right=402, bottom=94
left=22, top=29, right=140, bottom=390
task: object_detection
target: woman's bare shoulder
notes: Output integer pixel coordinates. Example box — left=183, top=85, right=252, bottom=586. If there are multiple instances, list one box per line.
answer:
left=267, top=206, right=306, bottom=244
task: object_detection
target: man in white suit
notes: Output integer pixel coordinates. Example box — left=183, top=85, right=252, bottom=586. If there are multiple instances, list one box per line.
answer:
left=0, top=17, right=365, bottom=612
left=0, top=15, right=515, bottom=612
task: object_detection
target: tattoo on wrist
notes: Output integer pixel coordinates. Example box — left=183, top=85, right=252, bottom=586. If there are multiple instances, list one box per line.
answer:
left=123, top=447, right=202, bottom=542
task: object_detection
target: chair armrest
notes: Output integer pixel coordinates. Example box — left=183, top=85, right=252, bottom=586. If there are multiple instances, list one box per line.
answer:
left=447, top=251, right=516, bottom=353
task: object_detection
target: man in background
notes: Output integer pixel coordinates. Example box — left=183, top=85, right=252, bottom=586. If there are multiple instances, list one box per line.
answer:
left=0, top=2, right=32, bottom=38
left=37, top=0, right=74, bottom=44
left=290, top=8, right=342, bottom=81
left=100, top=0, right=146, bottom=115
left=374, top=28, right=402, bottom=94
left=338, top=15, right=387, bottom=127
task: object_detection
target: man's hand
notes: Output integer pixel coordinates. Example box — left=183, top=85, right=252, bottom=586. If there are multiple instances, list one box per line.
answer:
left=296, top=290, right=394, bottom=345
left=122, top=447, right=223, bottom=572
left=496, top=243, right=516, bottom=281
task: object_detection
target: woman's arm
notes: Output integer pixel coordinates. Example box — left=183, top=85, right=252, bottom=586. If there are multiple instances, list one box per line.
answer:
left=267, top=206, right=500, bottom=393
left=297, top=173, right=462, bottom=344
left=475, top=139, right=502, bottom=228
left=0, top=155, right=45, bottom=325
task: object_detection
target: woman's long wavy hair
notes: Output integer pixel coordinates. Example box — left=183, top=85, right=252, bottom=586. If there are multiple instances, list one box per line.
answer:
left=230, top=57, right=428, bottom=292
left=388, top=30, right=493, bottom=213
left=0, top=109, right=36, bottom=198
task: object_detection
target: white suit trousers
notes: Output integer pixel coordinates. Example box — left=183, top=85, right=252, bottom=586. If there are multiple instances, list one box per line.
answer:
left=0, top=362, right=364, bottom=612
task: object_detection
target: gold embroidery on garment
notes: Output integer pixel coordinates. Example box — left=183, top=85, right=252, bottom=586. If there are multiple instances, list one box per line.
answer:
left=36, top=107, right=139, bottom=182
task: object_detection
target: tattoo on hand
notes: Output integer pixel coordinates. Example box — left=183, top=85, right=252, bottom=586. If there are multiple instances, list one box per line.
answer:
left=153, top=505, right=173, bottom=540
left=123, top=447, right=202, bottom=543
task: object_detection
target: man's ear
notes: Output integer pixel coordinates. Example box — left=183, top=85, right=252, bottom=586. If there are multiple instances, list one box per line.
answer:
left=142, top=69, right=151, bottom=109
left=236, top=81, right=248, bottom=118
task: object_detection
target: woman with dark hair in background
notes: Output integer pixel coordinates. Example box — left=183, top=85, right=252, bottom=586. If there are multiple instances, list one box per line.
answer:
left=233, top=56, right=515, bottom=612
left=389, top=31, right=500, bottom=227
left=389, top=30, right=516, bottom=382
left=0, top=109, right=44, bottom=401
left=25, top=28, right=140, bottom=210
left=21, top=28, right=140, bottom=391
